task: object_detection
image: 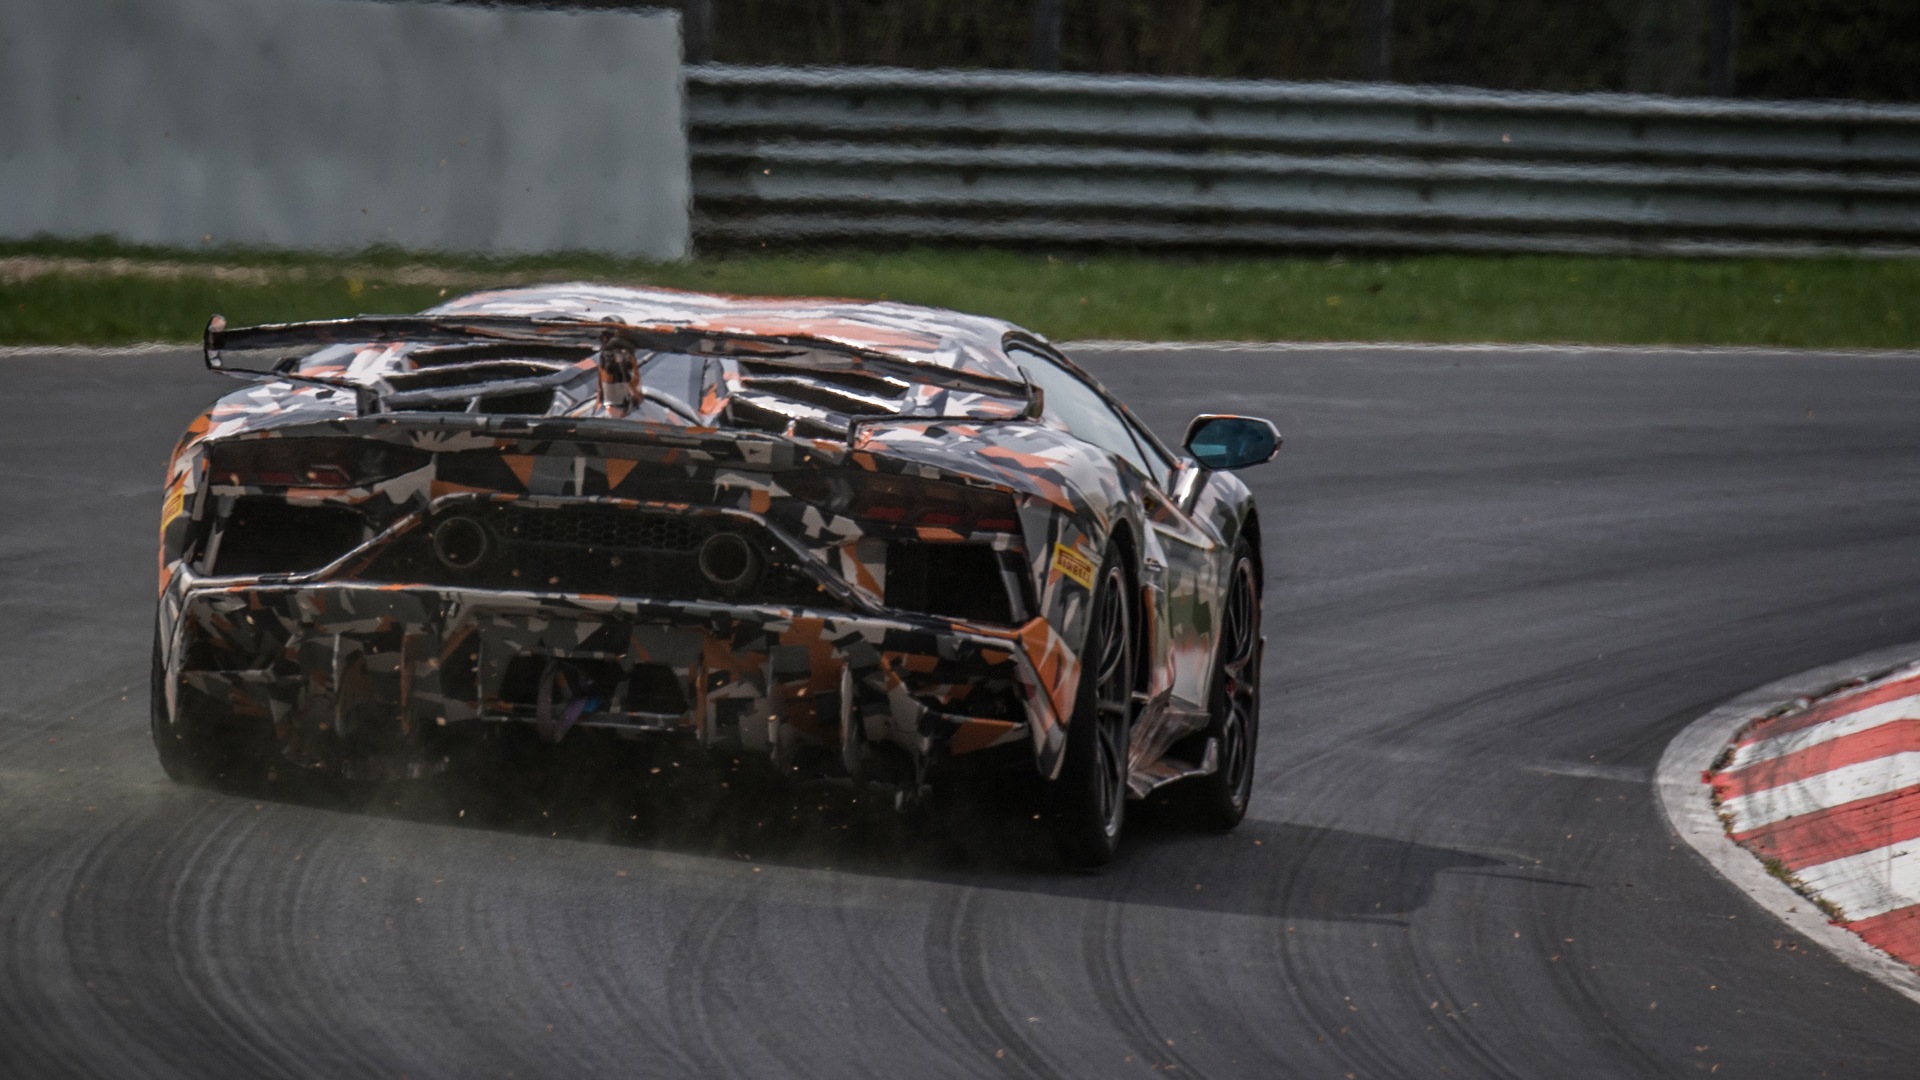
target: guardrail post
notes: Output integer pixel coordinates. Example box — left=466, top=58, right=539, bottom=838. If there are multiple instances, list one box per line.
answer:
left=685, top=0, right=713, bottom=64
left=1709, top=0, right=1737, bottom=96
left=1032, top=0, right=1063, bottom=71
left=1365, top=0, right=1394, bottom=83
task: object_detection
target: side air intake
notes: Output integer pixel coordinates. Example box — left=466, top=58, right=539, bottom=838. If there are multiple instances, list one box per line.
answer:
left=210, top=498, right=365, bottom=576
left=884, top=542, right=1013, bottom=624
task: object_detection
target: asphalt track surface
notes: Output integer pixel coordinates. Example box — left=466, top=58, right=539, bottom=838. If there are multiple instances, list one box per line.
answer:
left=4, top=345, right=1920, bottom=1079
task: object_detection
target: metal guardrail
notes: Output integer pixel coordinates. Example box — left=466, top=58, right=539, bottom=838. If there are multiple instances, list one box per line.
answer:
left=686, top=64, right=1920, bottom=256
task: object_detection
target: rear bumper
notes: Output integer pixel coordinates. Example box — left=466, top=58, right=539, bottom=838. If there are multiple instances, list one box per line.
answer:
left=159, top=571, right=1061, bottom=778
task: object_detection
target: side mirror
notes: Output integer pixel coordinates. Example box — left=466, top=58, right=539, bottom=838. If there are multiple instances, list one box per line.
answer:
left=1184, top=415, right=1282, bottom=470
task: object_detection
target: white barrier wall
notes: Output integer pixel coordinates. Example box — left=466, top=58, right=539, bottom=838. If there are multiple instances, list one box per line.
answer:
left=0, top=0, right=690, bottom=258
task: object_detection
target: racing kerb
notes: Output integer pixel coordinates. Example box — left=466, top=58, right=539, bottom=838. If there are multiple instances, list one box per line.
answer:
left=1712, top=665, right=1920, bottom=960
left=1660, top=642, right=1920, bottom=1005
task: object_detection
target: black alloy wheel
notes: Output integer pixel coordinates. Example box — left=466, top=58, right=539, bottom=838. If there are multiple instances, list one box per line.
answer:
left=1050, top=554, right=1136, bottom=869
left=1176, top=538, right=1261, bottom=830
left=149, top=629, right=261, bottom=785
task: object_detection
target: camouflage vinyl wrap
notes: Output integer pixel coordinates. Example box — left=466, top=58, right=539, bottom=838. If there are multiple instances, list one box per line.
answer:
left=155, top=285, right=1259, bottom=788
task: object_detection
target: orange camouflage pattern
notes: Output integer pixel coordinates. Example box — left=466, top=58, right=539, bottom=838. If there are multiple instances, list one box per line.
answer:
left=154, top=285, right=1261, bottom=796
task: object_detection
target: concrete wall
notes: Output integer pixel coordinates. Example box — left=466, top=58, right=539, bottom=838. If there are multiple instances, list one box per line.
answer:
left=0, top=0, right=689, bottom=258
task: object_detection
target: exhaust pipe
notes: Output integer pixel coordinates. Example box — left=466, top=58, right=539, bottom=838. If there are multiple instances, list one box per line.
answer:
left=697, top=531, right=761, bottom=594
left=431, top=516, right=491, bottom=572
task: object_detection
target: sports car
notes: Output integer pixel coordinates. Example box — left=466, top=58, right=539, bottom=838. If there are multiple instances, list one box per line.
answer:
left=152, top=285, right=1280, bottom=866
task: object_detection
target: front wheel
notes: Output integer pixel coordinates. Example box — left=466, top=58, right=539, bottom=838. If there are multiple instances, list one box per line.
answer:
left=1049, top=553, right=1135, bottom=869
left=1173, top=539, right=1261, bottom=830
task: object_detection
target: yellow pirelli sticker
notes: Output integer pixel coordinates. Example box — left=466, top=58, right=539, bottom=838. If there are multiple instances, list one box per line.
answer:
left=1051, top=542, right=1097, bottom=591
left=160, top=481, right=187, bottom=531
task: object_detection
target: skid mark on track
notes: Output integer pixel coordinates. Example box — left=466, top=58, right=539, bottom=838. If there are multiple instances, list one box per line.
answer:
left=662, top=886, right=752, bottom=1077
left=566, top=915, right=707, bottom=1077
left=923, top=887, right=1056, bottom=1079
left=821, top=884, right=980, bottom=1078
left=1078, top=883, right=1203, bottom=1076
left=1390, top=923, right=1531, bottom=1080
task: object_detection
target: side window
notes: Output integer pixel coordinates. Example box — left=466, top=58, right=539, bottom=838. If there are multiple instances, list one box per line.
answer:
left=1120, top=408, right=1177, bottom=485
left=1010, top=347, right=1158, bottom=482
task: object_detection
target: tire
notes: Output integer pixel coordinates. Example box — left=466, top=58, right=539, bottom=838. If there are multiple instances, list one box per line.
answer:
left=1174, top=538, right=1261, bottom=831
left=149, top=630, right=262, bottom=785
left=1049, top=553, right=1136, bottom=869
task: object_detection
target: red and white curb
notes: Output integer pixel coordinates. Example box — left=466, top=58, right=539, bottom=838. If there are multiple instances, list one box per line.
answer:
left=1659, top=642, right=1920, bottom=1005
left=1711, top=662, right=1920, bottom=961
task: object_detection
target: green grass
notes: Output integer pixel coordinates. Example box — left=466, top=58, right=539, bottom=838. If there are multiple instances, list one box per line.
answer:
left=5, top=238, right=1919, bottom=348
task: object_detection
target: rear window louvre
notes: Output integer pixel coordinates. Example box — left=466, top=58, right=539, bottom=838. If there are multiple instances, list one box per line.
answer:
left=407, top=343, right=594, bottom=366
left=736, top=361, right=906, bottom=401
left=737, top=375, right=899, bottom=416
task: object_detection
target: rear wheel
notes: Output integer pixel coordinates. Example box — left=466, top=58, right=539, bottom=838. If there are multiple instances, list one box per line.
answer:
left=1175, top=539, right=1261, bottom=830
left=1049, top=554, right=1135, bottom=869
left=149, top=631, right=263, bottom=785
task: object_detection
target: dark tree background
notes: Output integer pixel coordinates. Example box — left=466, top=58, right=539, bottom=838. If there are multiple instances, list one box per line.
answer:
left=491, top=0, right=1920, bottom=102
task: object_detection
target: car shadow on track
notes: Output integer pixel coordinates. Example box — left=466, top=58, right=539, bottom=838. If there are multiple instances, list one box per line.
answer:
left=204, top=733, right=1506, bottom=922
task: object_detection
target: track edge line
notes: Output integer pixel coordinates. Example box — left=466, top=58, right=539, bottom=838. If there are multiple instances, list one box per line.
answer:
left=1064, top=340, right=1920, bottom=358
left=0, top=342, right=190, bottom=357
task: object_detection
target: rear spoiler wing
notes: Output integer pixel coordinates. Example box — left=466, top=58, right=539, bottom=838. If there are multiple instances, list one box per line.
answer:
left=202, top=313, right=1035, bottom=418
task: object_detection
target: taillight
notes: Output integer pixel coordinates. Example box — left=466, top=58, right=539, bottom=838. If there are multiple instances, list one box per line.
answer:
left=206, top=438, right=430, bottom=489
left=785, top=472, right=1020, bottom=533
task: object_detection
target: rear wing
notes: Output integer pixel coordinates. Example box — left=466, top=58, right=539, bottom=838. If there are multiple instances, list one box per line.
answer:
left=202, top=313, right=1035, bottom=417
